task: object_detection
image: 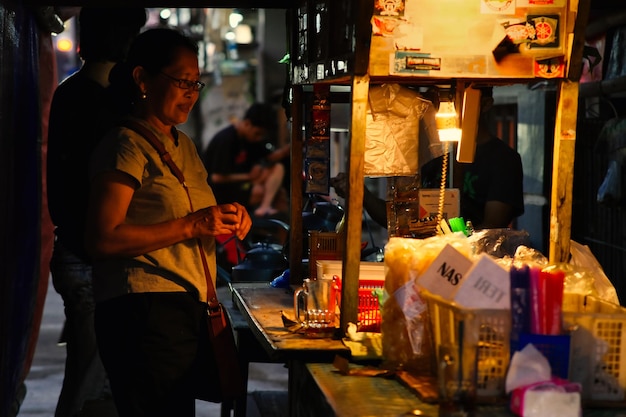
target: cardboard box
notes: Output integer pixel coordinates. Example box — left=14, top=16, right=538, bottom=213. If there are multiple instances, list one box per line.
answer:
left=419, top=188, right=460, bottom=220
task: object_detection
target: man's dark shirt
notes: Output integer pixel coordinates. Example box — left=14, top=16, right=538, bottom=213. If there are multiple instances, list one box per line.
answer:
left=47, top=72, right=111, bottom=260
left=421, top=137, right=524, bottom=226
left=203, top=124, right=272, bottom=205
left=461, top=137, right=524, bottom=226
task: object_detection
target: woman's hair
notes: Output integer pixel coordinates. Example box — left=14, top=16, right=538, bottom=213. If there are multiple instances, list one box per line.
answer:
left=107, top=28, right=199, bottom=116
left=125, top=28, right=199, bottom=76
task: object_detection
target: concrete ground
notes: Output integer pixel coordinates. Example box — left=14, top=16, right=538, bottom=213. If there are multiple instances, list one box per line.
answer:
left=16, top=276, right=288, bottom=417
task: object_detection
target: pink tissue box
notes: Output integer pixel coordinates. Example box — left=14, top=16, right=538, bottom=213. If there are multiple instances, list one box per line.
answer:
left=510, top=377, right=582, bottom=417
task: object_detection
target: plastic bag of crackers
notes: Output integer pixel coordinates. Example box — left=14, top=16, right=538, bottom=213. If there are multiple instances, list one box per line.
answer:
left=381, top=234, right=471, bottom=375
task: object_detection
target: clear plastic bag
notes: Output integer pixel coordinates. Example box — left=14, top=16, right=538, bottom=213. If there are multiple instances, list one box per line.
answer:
left=568, top=240, right=619, bottom=305
left=467, top=228, right=531, bottom=259
left=382, top=234, right=471, bottom=373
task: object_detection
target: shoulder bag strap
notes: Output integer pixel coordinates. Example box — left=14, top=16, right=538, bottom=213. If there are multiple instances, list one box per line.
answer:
left=120, top=120, right=224, bottom=330
left=120, top=120, right=186, bottom=184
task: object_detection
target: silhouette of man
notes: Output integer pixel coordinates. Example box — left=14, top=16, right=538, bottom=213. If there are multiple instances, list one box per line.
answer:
left=47, top=8, right=146, bottom=416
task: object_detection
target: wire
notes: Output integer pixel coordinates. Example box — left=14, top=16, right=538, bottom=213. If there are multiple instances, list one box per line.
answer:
left=437, top=141, right=450, bottom=227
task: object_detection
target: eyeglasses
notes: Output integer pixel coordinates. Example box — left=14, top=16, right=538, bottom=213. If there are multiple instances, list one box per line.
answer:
left=159, top=72, right=205, bottom=92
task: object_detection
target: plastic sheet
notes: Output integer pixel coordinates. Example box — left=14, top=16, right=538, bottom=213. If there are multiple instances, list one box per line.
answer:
left=364, top=84, right=441, bottom=176
left=467, top=228, right=531, bottom=259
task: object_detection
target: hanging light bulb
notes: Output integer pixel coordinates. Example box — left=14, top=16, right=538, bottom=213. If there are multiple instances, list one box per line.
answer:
left=434, top=95, right=461, bottom=228
left=435, top=100, right=462, bottom=142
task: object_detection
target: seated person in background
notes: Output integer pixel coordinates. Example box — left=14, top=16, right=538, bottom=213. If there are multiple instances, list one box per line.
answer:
left=332, top=87, right=524, bottom=230
left=203, top=102, right=290, bottom=218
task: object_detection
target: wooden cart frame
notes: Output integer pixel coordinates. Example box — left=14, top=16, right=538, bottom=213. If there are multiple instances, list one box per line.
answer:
left=285, top=0, right=592, bottom=331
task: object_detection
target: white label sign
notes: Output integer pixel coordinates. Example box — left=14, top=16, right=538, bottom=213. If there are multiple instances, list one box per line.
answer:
left=416, top=244, right=473, bottom=300
left=454, top=253, right=510, bottom=309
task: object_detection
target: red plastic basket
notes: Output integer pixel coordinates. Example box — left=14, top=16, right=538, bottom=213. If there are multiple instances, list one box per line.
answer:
left=335, top=277, right=384, bottom=332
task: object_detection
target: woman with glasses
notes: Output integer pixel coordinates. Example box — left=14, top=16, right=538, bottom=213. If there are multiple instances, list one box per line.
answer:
left=85, top=28, right=251, bottom=416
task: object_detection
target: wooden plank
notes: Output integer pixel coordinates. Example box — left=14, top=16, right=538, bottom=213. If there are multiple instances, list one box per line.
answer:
left=303, top=364, right=626, bottom=417
left=549, top=0, right=587, bottom=259
left=567, top=0, right=592, bottom=82
left=353, top=0, right=374, bottom=75
left=230, top=284, right=349, bottom=361
left=289, top=85, right=305, bottom=284
left=306, top=363, right=433, bottom=417
left=549, top=80, right=579, bottom=263
left=395, top=371, right=439, bottom=404
left=341, top=74, right=369, bottom=331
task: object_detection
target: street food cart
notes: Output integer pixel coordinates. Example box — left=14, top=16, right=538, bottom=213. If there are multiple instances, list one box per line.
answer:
left=4, top=2, right=626, bottom=417
left=226, top=1, right=626, bottom=416
left=286, top=0, right=588, bottom=330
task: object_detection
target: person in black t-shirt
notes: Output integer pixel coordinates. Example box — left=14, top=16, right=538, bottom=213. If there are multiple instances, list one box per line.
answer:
left=46, top=8, right=146, bottom=416
left=203, top=102, right=290, bottom=217
left=422, top=87, right=524, bottom=229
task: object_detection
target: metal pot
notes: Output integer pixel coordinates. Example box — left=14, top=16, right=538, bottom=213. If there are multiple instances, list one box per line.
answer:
left=230, top=243, right=288, bottom=283
left=312, top=201, right=344, bottom=226
left=302, top=201, right=344, bottom=231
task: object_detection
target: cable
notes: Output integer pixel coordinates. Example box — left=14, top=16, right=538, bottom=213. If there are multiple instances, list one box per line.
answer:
left=437, top=141, right=450, bottom=227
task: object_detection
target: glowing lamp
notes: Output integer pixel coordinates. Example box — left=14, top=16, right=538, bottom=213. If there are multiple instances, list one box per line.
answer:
left=435, top=100, right=462, bottom=142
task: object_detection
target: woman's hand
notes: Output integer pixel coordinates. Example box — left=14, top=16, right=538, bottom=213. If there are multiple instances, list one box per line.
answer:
left=231, top=202, right=253, bottom=239
left=190, top=202, right=251, bottom=240
left=86, top=172, right=253, bottom=259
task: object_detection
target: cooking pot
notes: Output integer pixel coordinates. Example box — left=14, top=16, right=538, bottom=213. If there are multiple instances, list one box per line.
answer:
left=230, top=243, right=289, bottom=283
left=312, top=201, right=344, bottom=225
left=302, top=201, right=344, bottom=232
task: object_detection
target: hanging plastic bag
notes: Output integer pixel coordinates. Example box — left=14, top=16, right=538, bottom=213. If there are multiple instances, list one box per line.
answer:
left=364, top=84, right=439, bottom=176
